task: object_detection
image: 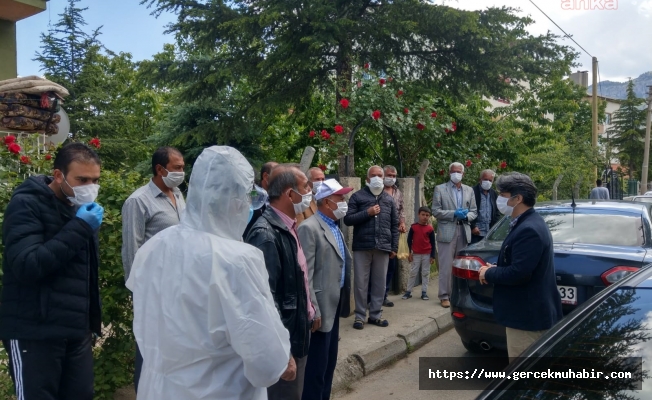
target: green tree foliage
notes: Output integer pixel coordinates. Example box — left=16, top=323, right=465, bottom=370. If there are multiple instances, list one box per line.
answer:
left=491, top=78, right=604, bottom=199
left=608, top=80, right=647, bottom=179
left=140, top=0, right=576, bottom=174
left=35, top=0, right=165, bottom=170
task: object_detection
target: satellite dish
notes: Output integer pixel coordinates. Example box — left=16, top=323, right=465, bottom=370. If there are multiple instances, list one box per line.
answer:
left=44, top=107, right=70, bottom=146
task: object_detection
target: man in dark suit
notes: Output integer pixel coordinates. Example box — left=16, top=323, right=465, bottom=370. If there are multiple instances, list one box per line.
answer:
left=478, top=172, right=562, bottom=360
left=470, top=169, right=501, bottom=243
left=298, top=179, right=353, bottom=400
left=243, top=161, right=277, bottom=239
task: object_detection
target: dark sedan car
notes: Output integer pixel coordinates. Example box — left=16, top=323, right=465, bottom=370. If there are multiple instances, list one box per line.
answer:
left=476, top=263, right=652, bottom=400
left=451, top=200, right=652, bottom=353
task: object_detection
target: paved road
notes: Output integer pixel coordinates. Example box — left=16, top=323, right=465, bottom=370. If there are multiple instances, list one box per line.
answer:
left=334, top=328, right=508, bottom=400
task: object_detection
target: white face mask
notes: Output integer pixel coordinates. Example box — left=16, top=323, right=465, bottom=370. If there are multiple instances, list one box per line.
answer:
left=291, top=189, right=312, bottom=214
left=162, top=169, right=185, bottom=188
left=65, top=178, right=99, bottom=206
left=328, top=199, right=348, bottom=220
left=384, top=177, right=396, bottom=187
left=496, top=195, right=515, bottom=216
left=312, top=181, right=323, bottom=194
left=481, top=180, right=493, bottom=191
left=450, top=172, right=463, bottom=184
left=367, top=176, right=384, bottom=195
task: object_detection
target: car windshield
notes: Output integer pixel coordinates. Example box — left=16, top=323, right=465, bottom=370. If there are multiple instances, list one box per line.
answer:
left=493, top=288, right=652, bottom=399
left=486, top=211, right=645, bottom=247
left=634, top=197, right=652, bottom=203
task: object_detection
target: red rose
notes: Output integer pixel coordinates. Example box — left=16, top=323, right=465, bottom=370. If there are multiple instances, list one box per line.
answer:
left=320, top=130, right=331, bottom=140
left=465, top=160, right=472, bottom=167
left=500, top=161, right=507, bottom=169
left=416, top=123, right=425, bottom=131
left=431, top=112, right=437, bottom=118
left=45, top=154, right=52, bottom=160
left=372, top=110, right=381, bottom=120
left=364, top=63, right=370, bottom=69
left=476, top=154, right=482, bottom=159
left=3, top=135, right=16, bottom=145
left=7, top=143, right=21, bottom=154
left=89, top=137, right=101, bottom=149
left=309, top=130, right=316, bottom=138
left=379, top=78, right=386, bottom=85
left=439, top=169, right=445, bottom=176
left=445, top=128, right=450, bottom=133
left=319, top=164, right=327, bottom=171
left=334, top=125, right=344, bottom=134
left=396, top=90, right=404, bottom=97
left=339, top=98, right=349, bottom=109
left=20, top=155, right=30, bottom=164
left=404, top=108, right=409, bottom=114
left=452, top=121, right=457, bottom=131
left=436, top=142, right=441, bottom=148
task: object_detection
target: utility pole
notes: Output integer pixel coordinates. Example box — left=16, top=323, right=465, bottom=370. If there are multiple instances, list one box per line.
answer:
left=641, top=86, right=652, bottom=194
left=592, top=57, right=599, bottom=182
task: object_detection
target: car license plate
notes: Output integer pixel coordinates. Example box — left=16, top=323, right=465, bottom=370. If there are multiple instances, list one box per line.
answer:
left=557, top=285, right=577, bottom=305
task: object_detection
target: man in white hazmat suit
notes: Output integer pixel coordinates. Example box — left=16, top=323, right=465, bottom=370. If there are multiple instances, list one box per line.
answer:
left=126, top=146, right=295, bottom=399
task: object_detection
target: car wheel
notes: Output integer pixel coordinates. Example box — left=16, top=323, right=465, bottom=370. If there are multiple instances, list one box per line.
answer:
left=462, top=340, right=491, bottom=354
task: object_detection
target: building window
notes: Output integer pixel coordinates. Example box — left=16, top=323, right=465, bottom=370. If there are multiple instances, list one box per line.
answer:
left=604, top=113, right=611, bottom=125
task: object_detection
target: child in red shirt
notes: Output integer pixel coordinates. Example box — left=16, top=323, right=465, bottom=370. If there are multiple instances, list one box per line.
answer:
left=402, top=207, right=436, bottom=300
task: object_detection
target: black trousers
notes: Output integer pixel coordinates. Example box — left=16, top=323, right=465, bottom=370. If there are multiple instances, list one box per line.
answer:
left=3, top=334, right=94, bottom=400
left=471, top=235, right=484, bottom=244
left=135, top=342, right=143, bottom=393
left=301, top=293, right=342, bottom=400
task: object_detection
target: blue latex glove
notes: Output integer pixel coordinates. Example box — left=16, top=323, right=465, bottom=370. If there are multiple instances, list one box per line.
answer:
left=462, top=209, right=469, bottom=217
left=454, top=209, right=466, bottom=219
left=76, top=202, right=104, bottom=230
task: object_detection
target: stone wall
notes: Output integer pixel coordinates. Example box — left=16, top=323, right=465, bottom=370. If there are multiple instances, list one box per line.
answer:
left=394, top=177, right=415, bottom=293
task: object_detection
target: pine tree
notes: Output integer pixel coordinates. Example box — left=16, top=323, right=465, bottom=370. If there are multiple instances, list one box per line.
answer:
left=34, top=0, right=164, bottom=170
left=608, top=80, right=647, bottom=179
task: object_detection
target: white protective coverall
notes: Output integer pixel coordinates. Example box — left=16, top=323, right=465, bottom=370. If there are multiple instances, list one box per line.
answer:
left=126, top=146, right=291, bottom=400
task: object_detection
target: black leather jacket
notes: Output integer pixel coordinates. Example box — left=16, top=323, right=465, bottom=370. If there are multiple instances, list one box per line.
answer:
left=245, top=207, right=310, bottom=358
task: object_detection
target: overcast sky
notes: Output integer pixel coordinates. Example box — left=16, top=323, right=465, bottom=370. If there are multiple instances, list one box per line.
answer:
left=15, top=0, right=652, bottom=84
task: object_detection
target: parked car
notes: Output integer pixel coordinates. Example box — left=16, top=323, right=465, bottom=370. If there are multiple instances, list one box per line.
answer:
left=476, top=263, right=652, bottom=399
left=451, top=200, right=652, bottom=353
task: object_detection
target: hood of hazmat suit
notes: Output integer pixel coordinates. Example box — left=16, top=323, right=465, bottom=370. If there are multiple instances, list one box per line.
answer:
left=126, top=146, right=291, bottom=400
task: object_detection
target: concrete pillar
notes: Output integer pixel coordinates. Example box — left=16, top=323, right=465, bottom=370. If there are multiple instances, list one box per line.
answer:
left=0, top=19, right=17, bottom=80
left=338, top=176, right=360, bottom=317
left=395, top=177, right=415, bottom=293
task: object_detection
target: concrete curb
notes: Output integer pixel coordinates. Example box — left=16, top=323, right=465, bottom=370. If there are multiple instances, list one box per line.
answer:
left=332, top=311, right=454, bottom=394
left=331, top=354, right=365, bottom=394
left=354, top=337, right=407, bottom=375
left=397, top=318, right=439, bottom=352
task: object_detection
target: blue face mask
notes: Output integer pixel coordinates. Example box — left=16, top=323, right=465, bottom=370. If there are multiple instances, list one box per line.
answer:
left=248, top=207, right=254, bottom=223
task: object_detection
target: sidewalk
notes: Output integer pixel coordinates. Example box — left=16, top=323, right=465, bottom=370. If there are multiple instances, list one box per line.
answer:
left=114, top=283, right=453, bottom=400
left=331, top=283, right=453, bottom=396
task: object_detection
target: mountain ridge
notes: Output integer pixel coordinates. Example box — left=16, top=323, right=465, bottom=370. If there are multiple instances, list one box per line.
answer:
left=587, top=71, right=652, bottom=100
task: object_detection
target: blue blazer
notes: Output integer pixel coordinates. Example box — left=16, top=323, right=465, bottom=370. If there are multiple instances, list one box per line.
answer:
left=484, top=208, right=563, bottom=331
